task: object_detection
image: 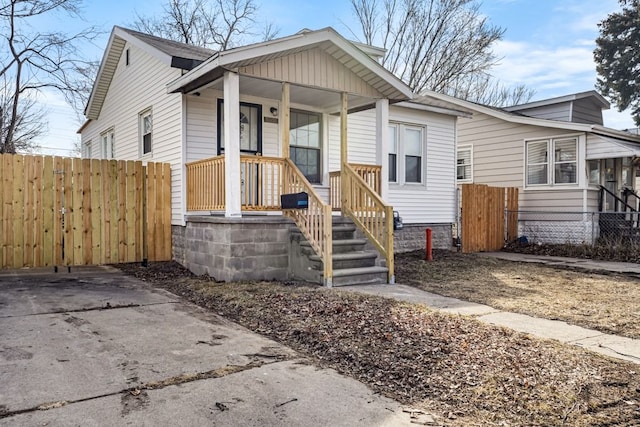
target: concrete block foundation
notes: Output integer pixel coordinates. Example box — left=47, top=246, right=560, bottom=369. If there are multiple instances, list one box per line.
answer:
left=172, top=216, right=294, bottom=282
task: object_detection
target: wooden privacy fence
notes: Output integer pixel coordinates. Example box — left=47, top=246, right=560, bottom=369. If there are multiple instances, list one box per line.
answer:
left=461, top=183, right=519, bottom=253
left=0, top=154, right=172, bottom=269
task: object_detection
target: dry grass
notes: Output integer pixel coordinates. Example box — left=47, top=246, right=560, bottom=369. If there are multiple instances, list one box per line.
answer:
left=118, top=261, right=640, bottom=427
left=396, top=250, right=640, bottom=339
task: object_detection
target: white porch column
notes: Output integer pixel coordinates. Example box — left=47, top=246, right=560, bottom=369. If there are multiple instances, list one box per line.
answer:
left=224, top=71, right=241, bottom=217
left=375, top=98, right=389, bottom=200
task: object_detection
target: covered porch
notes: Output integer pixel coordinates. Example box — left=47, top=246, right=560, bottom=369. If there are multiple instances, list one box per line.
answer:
left=169, top=28, right=414, bottom=286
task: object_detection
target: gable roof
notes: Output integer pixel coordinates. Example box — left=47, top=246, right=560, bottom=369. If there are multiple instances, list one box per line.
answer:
left=84, top=26, right=215, bottom=120
left=427, top=91, right=640, bottom=144
left=503, top=90, right=610, bottom=112
left=166, top=27, right=414, bottom=102
left=118, top=27, right=214, bottom=63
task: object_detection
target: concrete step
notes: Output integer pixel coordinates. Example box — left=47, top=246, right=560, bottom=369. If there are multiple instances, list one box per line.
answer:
left=309, top=251, right=378, bottom=270
left=325, top=266, right=389, bottom=287
left=301, top=238, right=368, bottom=255
left=332, top=224, right=356, bottom=240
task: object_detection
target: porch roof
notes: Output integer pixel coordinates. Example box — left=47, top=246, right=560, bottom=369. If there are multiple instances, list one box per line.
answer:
left=166, top=27, right=414, bottom=103
left=586, top=134, right=640, bottom=160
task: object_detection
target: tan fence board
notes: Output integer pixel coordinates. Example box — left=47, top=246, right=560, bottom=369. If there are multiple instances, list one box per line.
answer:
left=146, top=162, right=157, bottom=261
left=32, top=156, right=44, bottom=266
left=125, top=161, right=137, bottom=263
left=41, top=156, right=55, bottom=267
left=90, top=159, right=102, bottom=265
left=12, top=155, right=25, bottom=267
left=1, top=154, right=13, bottom=268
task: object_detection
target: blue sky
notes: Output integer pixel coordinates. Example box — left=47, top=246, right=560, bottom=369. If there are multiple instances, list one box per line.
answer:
left=32, top=0, right=635, bottom=155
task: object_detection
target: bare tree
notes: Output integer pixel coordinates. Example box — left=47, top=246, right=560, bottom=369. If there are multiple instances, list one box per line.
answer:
left=0, top=78, right=47, bottom=153
left=449, top=73, right=536, bottom=107
left=133, top=0, right=278, bottom=51
left=0, top=0, right=99, bottom=153
left=350, top=0, right=534, bottom=106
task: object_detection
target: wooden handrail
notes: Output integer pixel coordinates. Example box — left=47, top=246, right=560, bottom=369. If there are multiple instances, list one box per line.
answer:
left=330, top=163, right=381, bottom=210
left=283, top=158, right=333, bottom=286
left=342, top=163, right=394, bottom=283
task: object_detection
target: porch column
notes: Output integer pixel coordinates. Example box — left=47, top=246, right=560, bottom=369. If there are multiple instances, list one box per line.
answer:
left=280, top=83, right=290, bottom=159
left=223, top=71, right=241, bottom=217
left=340, top=92, right=348, bottom=213
left=375, top=98, right=389, bottom=200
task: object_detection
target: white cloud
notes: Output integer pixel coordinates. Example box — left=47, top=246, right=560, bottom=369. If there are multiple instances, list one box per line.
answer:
left=491, top=40, right=596, bottom=91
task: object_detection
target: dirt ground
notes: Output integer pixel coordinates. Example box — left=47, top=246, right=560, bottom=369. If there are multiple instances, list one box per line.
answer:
left=396, top=249, right=640, bottom=340
left=117, top=257, right=640, bottom=427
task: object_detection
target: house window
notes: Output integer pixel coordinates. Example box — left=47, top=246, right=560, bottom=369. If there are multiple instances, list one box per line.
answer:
left=388, top=122, right=426, bottom=185
left=588, top=160, right=600, bottom=185
left=217, top=100, right=262, bottom=154
left=84, top=140, right=92, bottom=158
left=101, top=129, right=115, bottom=159
left=526, top=137, right=577, bottom=186
left=290, top=110, right=321, bottom=184
left=388, top=125, right=397, bottom=182
left=140, top=109, right=152, bottom=155
left=554, top=138, right=577, bottom=184
left=457, top=145, right=473, bottom=182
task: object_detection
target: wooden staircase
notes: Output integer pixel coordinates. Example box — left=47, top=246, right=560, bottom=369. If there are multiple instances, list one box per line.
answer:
left=289, top=216, right=389, bottom=286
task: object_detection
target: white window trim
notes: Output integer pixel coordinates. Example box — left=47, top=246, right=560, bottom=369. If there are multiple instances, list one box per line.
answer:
left=139, top=108, right=153, bottom=157
left=456, top=144, right=473, bottom=183
left=388, top=121, right=427, bottom=186
left=84, top=140, right=92, bottom=158
left=101, top=128, right=115, bottom=160
left=524, top=135, right=579, bottom=188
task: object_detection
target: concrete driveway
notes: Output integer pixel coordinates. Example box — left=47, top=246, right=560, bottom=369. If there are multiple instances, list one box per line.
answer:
left=0, top=267, right=424, bottom=426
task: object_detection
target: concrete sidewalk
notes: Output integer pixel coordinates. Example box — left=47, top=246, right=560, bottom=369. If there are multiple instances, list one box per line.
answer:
left=479, top=251, right=640, bottom=277
left=346, top=252, right=640, bottom=365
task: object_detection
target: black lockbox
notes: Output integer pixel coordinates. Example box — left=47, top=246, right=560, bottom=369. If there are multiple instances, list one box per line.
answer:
left=281, top=192, right=309, bottom=209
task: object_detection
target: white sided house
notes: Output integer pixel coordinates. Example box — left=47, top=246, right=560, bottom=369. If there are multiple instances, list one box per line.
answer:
left=428, top=91, right=640, bottom=245
left=80, top=26, right=468, bottom=285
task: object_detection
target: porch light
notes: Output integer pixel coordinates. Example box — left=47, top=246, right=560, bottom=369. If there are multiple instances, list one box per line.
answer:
left=270, top=107, right=278, bottom=117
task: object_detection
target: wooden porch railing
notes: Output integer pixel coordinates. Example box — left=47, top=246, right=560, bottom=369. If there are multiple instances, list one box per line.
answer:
left=341, top=163, right=394, bottom=282
left=186, top=156, right=225, bottom=211
left=186, top=155, right=286, bottom=211
left=329, top=163, right=381, bottom=210
left=283, top=158, right=333, bottom=286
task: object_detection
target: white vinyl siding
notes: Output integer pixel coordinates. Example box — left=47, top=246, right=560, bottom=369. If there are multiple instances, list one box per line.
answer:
left=520, top=189, right=585, bottom=211
left=80, top=41, right=184, bottom=224
left=237, top=47, right=381, bottom=99
left=339, top=107, right=456, bottom=224
left=456, top=110, right=598, bottom=213
left=185, top=90, right=281, bottom=162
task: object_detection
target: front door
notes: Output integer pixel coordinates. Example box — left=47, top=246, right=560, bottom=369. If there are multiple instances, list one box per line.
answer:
left=217, top=100, right=263, bottom=206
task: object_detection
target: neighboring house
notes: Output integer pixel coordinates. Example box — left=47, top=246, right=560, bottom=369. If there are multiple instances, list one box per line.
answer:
left=428, top=90, right=640, bottom=244
left=80, top=26, right=468, bottom=285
